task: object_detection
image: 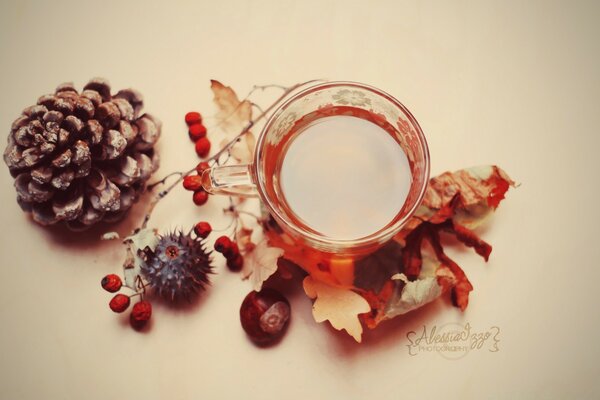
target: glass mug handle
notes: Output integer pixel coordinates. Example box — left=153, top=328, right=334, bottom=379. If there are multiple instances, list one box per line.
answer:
left=201, top=164, right=259, bottom=197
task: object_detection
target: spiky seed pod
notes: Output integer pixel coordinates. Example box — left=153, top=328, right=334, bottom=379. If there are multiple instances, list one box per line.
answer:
left=140, top=231, right=213, bottom=302
left=3, top=78, right=160, bottom=230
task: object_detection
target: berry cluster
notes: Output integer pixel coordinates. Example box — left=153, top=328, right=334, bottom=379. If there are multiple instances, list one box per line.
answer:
left=185, top=111, right=211, bottom=158
left=214, top=235, right=244, bottom=271
left=101, top=274, right=152, bottom=329
left=184, top=112, right=244, bottom=273
left=183, top=111, right=212, bottom=206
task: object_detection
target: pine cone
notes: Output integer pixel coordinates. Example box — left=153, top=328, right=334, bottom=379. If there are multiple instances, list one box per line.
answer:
left=3, top=78, right=160, bottom=230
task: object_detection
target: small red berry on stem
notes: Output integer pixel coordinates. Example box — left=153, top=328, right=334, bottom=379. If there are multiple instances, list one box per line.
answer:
left=195, top=137, right=211, bottom=158
left=196, top=161, right=210, bottom=174
left=101, top=274, right=122, bottom=293
left=185, top=111, right=202, bottom=126
left=223, top=242, right=240, bottom=259
left=194, top=221, right=212, bottom=239
left=214, top=236, right=233, bottom=253
left=189, top=123, right=207, bottom=141
left=183, top=175, right=203, bottom=191
left=227, top=253, right=244, bottom=271
left=109, top=294, right=130, bottom=313
left=192, top=190, right=209, bottom=206
left=130, top=300, right=152, bottom=329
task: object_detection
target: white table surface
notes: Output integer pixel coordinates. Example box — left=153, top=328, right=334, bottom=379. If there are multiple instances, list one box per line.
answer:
left=1, top=1, right=599, bottom=399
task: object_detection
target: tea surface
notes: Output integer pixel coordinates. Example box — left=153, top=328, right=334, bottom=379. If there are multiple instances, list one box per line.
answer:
left=280, top=115, right=411, bottom=240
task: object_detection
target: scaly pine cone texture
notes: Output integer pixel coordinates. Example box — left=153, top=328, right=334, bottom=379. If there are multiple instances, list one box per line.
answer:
left=3, top=78, right=160, bottom=230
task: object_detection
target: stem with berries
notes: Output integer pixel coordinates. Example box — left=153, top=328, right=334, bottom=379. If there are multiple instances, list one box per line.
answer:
left=102, top=80, right=319, bottom=331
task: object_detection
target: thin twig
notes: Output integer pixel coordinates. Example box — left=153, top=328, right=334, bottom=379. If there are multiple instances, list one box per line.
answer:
left=235, top=210, right=263, bottom=222
left=140, top=166, right=196, bottom=230
left=147, top=172, right=183, bottom=190
left=251, top=102, right=267, bottom=121
left=252, top=84, right=288, bottom=91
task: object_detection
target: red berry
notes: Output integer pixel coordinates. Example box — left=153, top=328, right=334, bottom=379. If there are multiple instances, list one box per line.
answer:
left=109, top=294, right=130, bottom=313
left=194, top=221, right=212, bottom=238
left=214, top=236, right=233, bottom=253
left=195, top=137, right=211, bottom=158
left=196, top=161, right=210, bottom=174
left=226, top=253, right=244, bottom=271
left=185, top=111, right=202, bottom=126
left=101, top=274, right=122, bottom=293
left=183, top=175, right=203, bottom=191
left=188, top=123, right=207, bottom=141
left=130, top=300, right=152, bottom=329
left=192, top=190, right=209, bottom=206
left=240, top=289, right=291, bottom=346
left=223, top=242, right=240, bottom=259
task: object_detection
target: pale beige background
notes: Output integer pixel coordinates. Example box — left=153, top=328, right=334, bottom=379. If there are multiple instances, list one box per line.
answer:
left=1, top=0, right=599, bottom=399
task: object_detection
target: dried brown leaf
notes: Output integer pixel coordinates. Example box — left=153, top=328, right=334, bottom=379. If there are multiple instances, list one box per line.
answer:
left=400, top=165, right=515, bottom=235
left=242, top=239, right=284, bottom=291
left=211, top=80, right=255, bottom=163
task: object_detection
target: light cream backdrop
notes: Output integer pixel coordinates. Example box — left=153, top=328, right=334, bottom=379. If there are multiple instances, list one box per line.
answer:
left=0, top=0, right=598, bottom=399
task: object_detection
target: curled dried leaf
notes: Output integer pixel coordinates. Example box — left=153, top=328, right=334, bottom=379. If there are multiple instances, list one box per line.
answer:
left=386, top=271, right=442, bottom=317
left=399, top=165, right=516, bottom=236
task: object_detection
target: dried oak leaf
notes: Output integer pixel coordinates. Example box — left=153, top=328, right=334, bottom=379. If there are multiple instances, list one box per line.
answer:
left=303, top=276, right=371, bottom=343
left=210, top=80, right=256, bottom=163
left=242, top=239, right=284, bottom=291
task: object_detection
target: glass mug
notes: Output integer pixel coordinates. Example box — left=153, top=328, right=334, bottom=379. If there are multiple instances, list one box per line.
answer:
left=201, top=82, right=430, bottom=256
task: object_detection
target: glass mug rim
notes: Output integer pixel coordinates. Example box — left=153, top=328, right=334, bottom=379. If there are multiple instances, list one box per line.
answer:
left=252, top=81, right=430, bottom=254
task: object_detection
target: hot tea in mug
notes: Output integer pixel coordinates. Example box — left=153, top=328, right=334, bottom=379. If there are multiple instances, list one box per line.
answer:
left=202, top=82, right=430, bottom=255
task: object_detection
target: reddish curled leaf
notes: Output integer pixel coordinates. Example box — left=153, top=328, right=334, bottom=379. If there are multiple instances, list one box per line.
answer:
left=395, top=217, right=490, bottom=311
left=399, top=165, right=515, bottom=236
left=393, top=221, right=478, bottom=312
left=400, top=225, right=425, bottom=280
left=448, top=221, right=492, bottom=261
left=426, top=225, right=474, bottom=311
left=426, top=165, right=513, bottom=211
left=363, top=166, right=512, bottom=320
